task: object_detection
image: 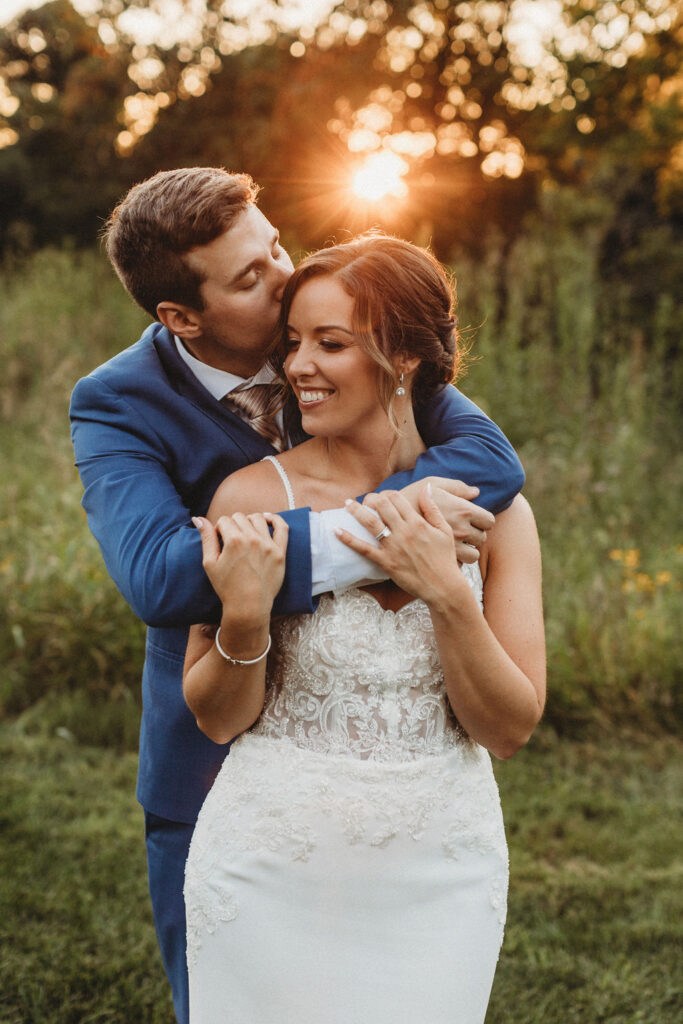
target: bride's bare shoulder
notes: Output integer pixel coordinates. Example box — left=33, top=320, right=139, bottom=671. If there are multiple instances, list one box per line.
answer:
left=208, top=459, right=288, bottom=519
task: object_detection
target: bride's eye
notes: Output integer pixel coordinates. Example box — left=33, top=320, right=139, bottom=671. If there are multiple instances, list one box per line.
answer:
left=319, top=339, right=343, bottom=351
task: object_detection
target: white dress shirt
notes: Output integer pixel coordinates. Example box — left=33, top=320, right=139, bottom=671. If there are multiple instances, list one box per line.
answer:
left=175, top=338, right=384, bottom=595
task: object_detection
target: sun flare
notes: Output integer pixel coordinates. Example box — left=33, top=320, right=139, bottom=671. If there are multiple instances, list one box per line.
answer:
left=351, top=151, right=409, bottom=202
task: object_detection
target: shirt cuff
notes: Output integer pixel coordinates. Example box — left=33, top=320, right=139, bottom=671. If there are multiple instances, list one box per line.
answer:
left=309, top=508, right=388, bottom=596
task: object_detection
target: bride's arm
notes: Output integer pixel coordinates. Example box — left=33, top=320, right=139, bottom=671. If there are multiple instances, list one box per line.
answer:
left=337, top=490, right=545, bottom=759
left=427, top=496, right=545, bottom=758
left=183, top=468, right=289, bottom=743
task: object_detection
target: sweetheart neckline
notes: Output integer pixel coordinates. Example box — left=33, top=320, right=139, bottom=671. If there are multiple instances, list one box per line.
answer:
left=330, top=586, right=425, bottom=617
left=326, top=561, right=482, bottom=617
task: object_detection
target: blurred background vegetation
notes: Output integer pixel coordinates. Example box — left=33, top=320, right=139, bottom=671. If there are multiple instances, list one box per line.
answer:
left=0, top=0, right=680, bottom=745
left=0, top=1, right=681, bottom=1019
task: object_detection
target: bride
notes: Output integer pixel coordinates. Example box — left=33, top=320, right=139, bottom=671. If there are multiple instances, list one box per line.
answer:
left=182, top=234, right=545, bottom=1023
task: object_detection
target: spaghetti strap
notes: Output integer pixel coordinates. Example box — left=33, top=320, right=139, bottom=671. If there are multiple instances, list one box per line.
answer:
left=261, top=455, right=296, bottom=511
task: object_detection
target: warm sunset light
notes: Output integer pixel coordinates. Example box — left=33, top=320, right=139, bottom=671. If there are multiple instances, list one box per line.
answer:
left=351, top=151, right=409, bottom=202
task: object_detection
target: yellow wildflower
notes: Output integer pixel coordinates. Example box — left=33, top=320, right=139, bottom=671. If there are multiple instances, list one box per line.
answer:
left=635, top=573, right=654, bottom=593
left=623, top=549, right=640, bottom=568
left=655, top=571, right=672, bottom=586
left=609, top=549, right=624, bottom=562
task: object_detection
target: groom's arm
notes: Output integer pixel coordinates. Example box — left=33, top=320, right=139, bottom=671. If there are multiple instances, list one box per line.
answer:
left=382, top=384, right=524, bottom=509
left=70, top=375, right=315, bottom=629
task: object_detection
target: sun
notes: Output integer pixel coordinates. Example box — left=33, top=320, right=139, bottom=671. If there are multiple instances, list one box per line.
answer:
left=351, top=152, right=409, bottom=202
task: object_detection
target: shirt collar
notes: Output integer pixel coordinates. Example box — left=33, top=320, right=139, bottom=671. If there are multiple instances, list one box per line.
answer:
left=174, top=336, right=276, bottom=400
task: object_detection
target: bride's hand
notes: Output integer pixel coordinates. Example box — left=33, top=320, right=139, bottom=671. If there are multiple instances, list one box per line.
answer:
left=336, top=485, right=468, bottom=608
left=397, top=476, right=494, bottom=564
left=192, top=513, right=288, bottom=625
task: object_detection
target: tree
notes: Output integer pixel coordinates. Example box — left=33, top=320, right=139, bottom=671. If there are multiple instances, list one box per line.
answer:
left=0, top=0, right=679, bottom=265
left=0, top=0, right=133, bottom=249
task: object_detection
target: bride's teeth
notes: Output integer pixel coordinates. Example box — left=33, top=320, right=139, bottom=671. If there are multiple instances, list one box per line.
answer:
left=301, top=390, right=329, bottom=403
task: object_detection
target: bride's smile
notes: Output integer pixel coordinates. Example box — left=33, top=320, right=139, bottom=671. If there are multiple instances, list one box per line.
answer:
left=297, top=388, right=334, bottom=405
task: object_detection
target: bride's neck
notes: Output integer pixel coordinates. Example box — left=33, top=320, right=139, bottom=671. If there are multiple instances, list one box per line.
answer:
left=309, top=407, right=426, bottom=491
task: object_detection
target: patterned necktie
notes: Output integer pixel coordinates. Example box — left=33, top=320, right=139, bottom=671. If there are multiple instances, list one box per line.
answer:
left=223, top=382, right=285, bottom=452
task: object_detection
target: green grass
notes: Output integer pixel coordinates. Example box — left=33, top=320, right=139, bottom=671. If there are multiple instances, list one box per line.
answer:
left=490, top=732, right=682, bottom=1022
left=0, top=725, right=173, bottom=1024
left=0, top=725, right=680, bottom=1022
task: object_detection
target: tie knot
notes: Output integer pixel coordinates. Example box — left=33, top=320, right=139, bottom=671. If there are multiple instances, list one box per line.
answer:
left=224, top=382, right=285, bottom=452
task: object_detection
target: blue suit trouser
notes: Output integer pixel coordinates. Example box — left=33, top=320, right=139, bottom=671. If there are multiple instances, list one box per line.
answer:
left=145, top=811, right=195, bottom=1024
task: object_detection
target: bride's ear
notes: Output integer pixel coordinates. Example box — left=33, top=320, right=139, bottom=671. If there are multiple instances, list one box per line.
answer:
left=397, top=356, right=421, bottom=380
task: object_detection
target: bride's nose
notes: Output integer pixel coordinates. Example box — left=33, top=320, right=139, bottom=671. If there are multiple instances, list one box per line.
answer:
left=286, top=341, right=317, bottom=377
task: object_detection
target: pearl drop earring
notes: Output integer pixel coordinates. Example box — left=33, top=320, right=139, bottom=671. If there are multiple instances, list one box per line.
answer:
left=396, top=372, right=406, bottom=397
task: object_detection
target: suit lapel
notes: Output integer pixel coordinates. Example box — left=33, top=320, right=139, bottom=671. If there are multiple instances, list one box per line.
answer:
left=151, top=326, right=278, bottom=456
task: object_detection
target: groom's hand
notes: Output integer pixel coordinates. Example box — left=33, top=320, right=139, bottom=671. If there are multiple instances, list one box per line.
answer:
left=381, top=476, right=494, bottom=563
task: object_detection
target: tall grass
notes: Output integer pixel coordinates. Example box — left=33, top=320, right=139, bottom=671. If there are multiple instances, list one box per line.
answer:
left=0, top=248, right=149, bottom=749
left=0, top=230, right=680, bottom=749
left=451, top=200, right=682, bottom=735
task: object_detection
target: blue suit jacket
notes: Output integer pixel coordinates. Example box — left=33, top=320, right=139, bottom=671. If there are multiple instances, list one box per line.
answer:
left=70, top=323, right=524, bottom=823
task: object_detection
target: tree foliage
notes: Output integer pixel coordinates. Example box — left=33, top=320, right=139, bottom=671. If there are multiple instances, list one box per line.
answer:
left=0, top=0, right=136, bottom=249
left=0, top=0, right=680, bottom=320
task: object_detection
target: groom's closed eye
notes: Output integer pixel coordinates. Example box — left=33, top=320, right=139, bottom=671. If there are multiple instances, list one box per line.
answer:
left=238, top=248, right=287, bottom=291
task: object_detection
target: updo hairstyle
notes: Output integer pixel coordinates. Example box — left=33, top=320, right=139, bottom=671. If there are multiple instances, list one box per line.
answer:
left=271, top=232, right=460, bottom=431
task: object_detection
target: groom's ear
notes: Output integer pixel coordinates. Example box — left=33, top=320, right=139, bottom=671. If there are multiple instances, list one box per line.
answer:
left=156, top=301, right=202, bottom=339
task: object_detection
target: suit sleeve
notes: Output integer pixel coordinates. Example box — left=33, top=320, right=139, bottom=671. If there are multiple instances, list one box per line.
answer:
left=69, top=375, right=314, bottom=629
left=378, top=385, right=524, bottom=512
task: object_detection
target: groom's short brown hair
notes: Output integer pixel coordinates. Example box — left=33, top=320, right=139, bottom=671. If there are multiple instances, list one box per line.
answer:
left=104, top=167, right=259, bottom=319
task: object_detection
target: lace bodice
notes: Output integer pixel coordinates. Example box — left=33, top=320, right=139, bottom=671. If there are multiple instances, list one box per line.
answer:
left=252, top=563, right=483, bottom=761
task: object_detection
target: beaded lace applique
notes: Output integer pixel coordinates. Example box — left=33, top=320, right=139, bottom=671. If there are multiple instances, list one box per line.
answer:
left=252, top=562, right=482, bottom=760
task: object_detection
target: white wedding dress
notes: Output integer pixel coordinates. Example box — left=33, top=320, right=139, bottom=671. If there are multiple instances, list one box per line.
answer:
left=184, top=548, right=509, bottom=1022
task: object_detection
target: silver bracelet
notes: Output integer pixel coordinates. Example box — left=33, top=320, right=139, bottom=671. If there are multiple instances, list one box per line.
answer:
left=214, top=627, right=272, bottom=665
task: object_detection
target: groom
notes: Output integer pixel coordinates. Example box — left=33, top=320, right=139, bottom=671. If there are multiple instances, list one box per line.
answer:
left=70, top=166, right=524, bottom=1024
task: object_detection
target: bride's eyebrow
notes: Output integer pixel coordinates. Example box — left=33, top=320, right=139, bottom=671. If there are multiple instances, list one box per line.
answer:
left=285, top=323, right=355, bottom=335
left=312, top=325, right=354, bottom=335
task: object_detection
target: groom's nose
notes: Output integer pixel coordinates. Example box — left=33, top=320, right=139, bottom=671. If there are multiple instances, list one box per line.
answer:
left=272, top=257, right=293, bottom=303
